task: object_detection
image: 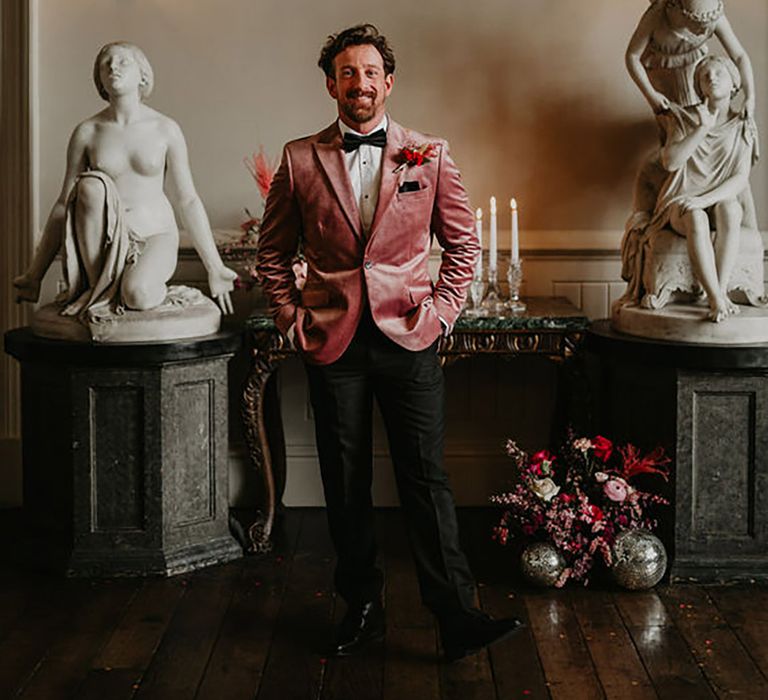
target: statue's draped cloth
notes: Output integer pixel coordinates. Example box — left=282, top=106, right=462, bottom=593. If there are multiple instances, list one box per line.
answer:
left=58, top=171, right=143, bottom=322
left=648, top=106, right=759, bottom=236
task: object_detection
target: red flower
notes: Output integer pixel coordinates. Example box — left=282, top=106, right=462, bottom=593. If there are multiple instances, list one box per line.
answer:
left=394, top=142, right=438, bottom=172
left=560, top=493, right=573, bottom=503
left=529, top=450, right=555, bottom=476
left=588, top=505, right=604, bottom=521
left=619, top=444, right=670, bottom=481
left=592, top=435, right=613, bottom=462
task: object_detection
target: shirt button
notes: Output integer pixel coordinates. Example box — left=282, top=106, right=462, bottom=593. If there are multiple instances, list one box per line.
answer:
left=364, top=261, right=373, bottom=270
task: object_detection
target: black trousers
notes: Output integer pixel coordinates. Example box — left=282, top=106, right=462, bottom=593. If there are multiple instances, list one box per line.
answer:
left=304, top=308, right=476, bottom=617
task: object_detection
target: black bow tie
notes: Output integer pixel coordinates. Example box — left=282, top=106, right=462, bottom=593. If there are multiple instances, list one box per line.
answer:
left=342, top=129, right=387, bottom=152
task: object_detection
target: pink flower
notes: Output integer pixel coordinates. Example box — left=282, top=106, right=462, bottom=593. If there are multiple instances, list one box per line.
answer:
left=603, top=477, right=629, bottom=502
left=573, top=437, right=593, bottom=453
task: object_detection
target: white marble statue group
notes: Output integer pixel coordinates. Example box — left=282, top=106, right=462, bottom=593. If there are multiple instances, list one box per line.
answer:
left=13, top=1, right=765, bottom=344
left=616, top=0, right=765, bottom=341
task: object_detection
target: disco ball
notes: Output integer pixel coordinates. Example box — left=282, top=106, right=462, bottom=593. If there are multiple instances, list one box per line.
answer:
left=611, top=529, right=667, bottom=590
left=520, top=542, right=566, bottom=587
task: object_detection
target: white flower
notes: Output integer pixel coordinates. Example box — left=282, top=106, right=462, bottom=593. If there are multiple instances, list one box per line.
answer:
left=594, top=471, right=609, bottom=483
left=530, top=477, right=560, bottom=502
left=573, top=437, right=593, bottom=453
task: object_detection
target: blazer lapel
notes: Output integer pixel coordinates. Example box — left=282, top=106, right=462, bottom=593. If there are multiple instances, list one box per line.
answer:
left=369, top=119, right=406, bottom=238
left=313, top=124, right=363, bottom=240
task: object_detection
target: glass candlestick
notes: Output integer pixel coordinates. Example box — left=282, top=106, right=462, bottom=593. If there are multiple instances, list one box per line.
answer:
left=481, top=267, right=503, bottom=315
left=506, top=259, right=527, bottom=313
left=465, top=273, right=487, bottom=317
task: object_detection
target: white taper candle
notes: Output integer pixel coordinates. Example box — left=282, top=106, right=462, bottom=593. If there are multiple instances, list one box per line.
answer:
left=474, top=207, right=483, bottom=276
left=510, top=198, right=519, bottom=263
left=489, top=196, right=497, bottom=273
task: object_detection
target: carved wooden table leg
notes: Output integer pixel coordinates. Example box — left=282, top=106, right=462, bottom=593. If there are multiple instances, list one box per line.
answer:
left=241, top=330, right=292, bottom=553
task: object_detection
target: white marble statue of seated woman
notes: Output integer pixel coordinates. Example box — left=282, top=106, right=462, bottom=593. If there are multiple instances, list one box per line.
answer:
left=14, top=42, right=238, bottom=341
left=642, top=54, right=759, bottom=322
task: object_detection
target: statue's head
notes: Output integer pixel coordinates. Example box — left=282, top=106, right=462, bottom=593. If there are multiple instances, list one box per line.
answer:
left=93, top=42, right=154, bottom=102
left=667, top=0, right=724, bottom=28
left=694, top=55, right=740, bottom=101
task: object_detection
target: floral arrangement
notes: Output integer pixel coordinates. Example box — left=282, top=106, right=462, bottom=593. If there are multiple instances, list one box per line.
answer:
left=228, top=146, right=277, bottom=291
left=490, top=433, right=670, bottom=586
left=393, top=142, right=438, bottom=173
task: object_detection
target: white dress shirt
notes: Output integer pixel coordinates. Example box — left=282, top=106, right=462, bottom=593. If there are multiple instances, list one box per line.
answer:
left=337, top=115, right=388, bottom=235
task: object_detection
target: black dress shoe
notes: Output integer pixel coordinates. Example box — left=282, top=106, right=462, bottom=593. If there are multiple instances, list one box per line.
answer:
left=439, top=609, right=524, bottom=662
left=333, top=599, right=386, bottom=656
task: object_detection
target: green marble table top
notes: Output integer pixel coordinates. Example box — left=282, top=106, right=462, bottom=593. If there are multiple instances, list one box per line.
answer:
left=245, top=296, right=589, bottom=333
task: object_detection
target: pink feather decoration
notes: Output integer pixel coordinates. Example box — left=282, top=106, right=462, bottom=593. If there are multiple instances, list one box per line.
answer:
left=244, top=147, right=276, bottom=201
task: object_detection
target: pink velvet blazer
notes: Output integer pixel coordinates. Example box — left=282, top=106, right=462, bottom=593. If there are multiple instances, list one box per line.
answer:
left=256, top=118, right=479, bottom=365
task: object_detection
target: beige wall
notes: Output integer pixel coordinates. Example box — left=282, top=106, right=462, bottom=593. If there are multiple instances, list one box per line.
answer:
left=37, top=0, right=768, bottom=233
left=13, top=1, right=768, bottom=507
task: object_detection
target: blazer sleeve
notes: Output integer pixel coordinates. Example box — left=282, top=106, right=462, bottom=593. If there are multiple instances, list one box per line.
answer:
left=256, top=145, right=303, bottom=335
left=430, top=141, right=480, bottom=329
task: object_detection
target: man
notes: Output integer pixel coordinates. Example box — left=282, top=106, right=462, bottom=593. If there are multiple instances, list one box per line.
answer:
left=257, top=24, right=522, bottom=662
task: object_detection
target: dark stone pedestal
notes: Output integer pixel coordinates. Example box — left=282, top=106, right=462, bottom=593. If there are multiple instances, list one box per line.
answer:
left=587, top=321, right=768, bottom=583
left=4, top=328, right=243, bottom=577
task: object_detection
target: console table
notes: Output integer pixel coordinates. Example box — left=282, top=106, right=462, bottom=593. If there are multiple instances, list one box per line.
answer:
left=241, top=297, right=589, bottom=552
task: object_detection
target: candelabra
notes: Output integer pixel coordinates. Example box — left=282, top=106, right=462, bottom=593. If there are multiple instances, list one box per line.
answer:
left=465, top=268, right=487, bottom=317
left=506, top=259, right=526, bottom=313
left=481, top=266, right=503, bottom=314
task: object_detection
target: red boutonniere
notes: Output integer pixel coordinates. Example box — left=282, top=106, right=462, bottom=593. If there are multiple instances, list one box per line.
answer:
left=393, top=142, right=439, bottom=173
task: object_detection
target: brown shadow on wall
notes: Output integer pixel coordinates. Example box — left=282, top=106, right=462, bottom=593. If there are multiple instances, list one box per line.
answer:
left=420, top=35, right=660, bottom=230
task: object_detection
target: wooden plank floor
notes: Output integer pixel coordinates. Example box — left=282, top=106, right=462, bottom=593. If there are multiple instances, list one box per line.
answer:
left=1, top=508, right=767, bottom=699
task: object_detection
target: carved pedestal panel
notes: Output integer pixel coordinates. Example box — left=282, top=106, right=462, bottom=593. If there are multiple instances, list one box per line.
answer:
left=674, top=374, right=768, bottom=580
left=4, top=328, right=243, bottom=576
left=588, top=320, right=768, bottom=582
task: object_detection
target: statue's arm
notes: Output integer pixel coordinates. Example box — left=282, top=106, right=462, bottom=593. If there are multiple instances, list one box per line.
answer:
left=626, top=4, right=670, bottom=113
left=716, top=16, right=756, bottom=118
left=14, top=123, right=89, bottom=302
left=164, top=119, right=236, bottom=313
left=660, top=108, right=711, bottom=171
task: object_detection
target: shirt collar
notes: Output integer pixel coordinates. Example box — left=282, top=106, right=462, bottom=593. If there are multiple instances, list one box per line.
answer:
left=337, top=114, right=388, bottom=138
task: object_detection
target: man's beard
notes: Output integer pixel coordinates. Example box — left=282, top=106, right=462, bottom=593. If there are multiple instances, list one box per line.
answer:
left=340, top=90, right=380, bottom=124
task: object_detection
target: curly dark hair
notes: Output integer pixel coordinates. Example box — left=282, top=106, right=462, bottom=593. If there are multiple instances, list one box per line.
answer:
left=318, top=24, right=395, bottom=79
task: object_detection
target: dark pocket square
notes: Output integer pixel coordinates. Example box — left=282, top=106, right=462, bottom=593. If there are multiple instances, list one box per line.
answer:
left=398, top=181, right=422, bottom=193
